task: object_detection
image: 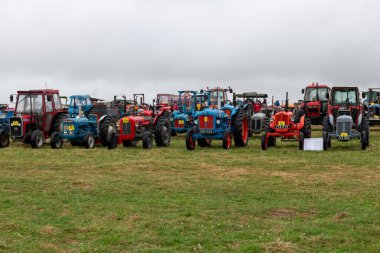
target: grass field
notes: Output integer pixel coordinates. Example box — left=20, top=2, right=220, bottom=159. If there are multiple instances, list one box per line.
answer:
left=0, top=128, right=380, bottom=253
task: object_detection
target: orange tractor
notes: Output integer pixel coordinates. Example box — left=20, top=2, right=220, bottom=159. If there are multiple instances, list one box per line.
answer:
left=261, top=92, right=311, bottom=150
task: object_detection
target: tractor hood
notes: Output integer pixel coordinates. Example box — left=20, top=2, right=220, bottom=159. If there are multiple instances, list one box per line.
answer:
left=194, top=108, right=229, bottom=119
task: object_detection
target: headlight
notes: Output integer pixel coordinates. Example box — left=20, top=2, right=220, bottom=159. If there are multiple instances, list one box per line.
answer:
left=194, top=120, right=198, bottom=124
left=170, top=117, right=173, bottom=122
left=135, top=123, right=139, bottom=127
left=216, top=119, right=221, bottom=124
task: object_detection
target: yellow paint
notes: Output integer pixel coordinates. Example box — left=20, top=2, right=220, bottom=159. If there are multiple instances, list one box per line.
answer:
left=278, top=121, right=285, bottom=126
left=123, top=118, right=130, bottom=123
left=11, top=121, right=19, bottom=126
left=204, top=116, right=208, bottom=122
left=179, top=120, right=184, bottom=125
left=340, top=132, right=348, bottom=137
left=68, top=125, right=75, bottom=131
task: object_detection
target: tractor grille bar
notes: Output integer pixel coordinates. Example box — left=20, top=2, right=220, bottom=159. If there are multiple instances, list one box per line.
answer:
left=254, top=119, right=261, bottom=130
left=9, top=117, right=22, bottom=137
left=337, top=121, right=352, bottom=136
left=198, top=115, right=213, bottom=129
left=122, top=122, right=131, bottom=135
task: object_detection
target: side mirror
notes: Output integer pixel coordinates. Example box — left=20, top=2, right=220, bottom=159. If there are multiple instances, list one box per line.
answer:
left=326, top=93, right=330, bottom=99
left=229, top=87, right=233, bottom=93
left=301, top=89, right=305, bottom=94
left=47, top=96, right=52, bottom=102
left=10, top=95, right=13, bottom=102
left=362, top=93, right=366, bottom=99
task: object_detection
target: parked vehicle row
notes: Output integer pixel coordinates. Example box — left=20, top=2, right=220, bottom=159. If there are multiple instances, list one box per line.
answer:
left=0, top=83, right=375, bottom=151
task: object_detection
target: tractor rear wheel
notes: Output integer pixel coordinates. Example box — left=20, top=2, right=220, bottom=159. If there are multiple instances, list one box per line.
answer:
left=155, top=116, right=171, bottom=147
left=31, top=130, right=44, bottom=149
left=99, top=116, right=116, bottom=147
left=197, top=138, right=212, bottom=147
left=51, top=113, right=69, bottom=135
left=299, top=132, right=304, bottom=150
left=84, top=133, right=95, bottom=149
left=244, top=103, right=254, bottom=137
left=360, top=114, right=370, bottom=146
left=261, top=134, right=268, bottom=150
left=223, top=129, right=232, bottom=149
left=107, top=131, right=118, bottom=150
left=142, top=131, right=153, bottom=149
left=0, top=131, right=10, bottom=148
left=186, top=127, right=196, bottom=150
left=50, top=132, right=63, bottom=149
left=232, top=108, right=249, bottom=147
left=294, top=110, right=304, bottom=124
left=122, top=140, right=137, bottom=147
left=361, top=131, right=367, bottom=150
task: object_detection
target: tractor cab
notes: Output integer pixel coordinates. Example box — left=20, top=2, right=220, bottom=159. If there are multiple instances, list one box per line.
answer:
left=68, top=95, right=93, bottom=117
left=156, top=94, right=178, bottom=111
left=172, top=91, right=200, bottom=133
left=327, top=87, right=361, bottom=125
left=363, top=88, right=380, bottom=125
left=298, top=83, right=330, bottom=124
left=203, top=87, right=234, bottom=118
left=9, top=89, right=68, bottom=148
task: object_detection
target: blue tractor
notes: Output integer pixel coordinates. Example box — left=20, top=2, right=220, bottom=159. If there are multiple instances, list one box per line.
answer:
left=50, top=99, right=117, bottom=149
left=0, top=108, right=13, bottom=148
left=185, top=87, right=249, bottom=150
left=363, top=88, right=380, bottom=125
left=172, top=90, right=207, bottom=134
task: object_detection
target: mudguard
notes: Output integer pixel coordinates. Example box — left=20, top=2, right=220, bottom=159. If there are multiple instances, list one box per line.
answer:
left=329, top=114, right=335, bottom=126
left=358, top=113, right=362, bottom=126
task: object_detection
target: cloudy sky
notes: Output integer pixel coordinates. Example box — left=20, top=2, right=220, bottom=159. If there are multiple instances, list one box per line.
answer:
left=1, top=0, right=379, bottom=104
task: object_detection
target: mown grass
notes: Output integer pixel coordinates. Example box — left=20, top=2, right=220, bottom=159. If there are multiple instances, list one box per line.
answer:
left=0, top=128, right=380, bottom=252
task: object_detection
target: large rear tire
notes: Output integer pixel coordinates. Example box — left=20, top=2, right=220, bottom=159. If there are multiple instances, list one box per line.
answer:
left=261, top=134, right=268, bottom=150
left=299, top=132, right=304, bottom=150
left=155, top=115, right=171, bottom=147
left=302, top=117, right=312, bottom=138
left=361, top=131, right=367, bottom=150
left=99, top=116, right=116, bottom=147
left=50, top=113, right=69, bottom=135
left=107, top=131, right=118, bottom=150
left=31, top=130, right=44, bottom=149
left=232, top=108, right=249, bottom=147
left=0, top=131, right=10, bottom=148
left=360, top=114, right=370, bottom=147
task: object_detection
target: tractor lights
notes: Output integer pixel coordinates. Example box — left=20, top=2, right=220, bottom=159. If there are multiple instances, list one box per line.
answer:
left=194, top=119, right=198, bottom=125
left=216, top=119, right=221, bottom=125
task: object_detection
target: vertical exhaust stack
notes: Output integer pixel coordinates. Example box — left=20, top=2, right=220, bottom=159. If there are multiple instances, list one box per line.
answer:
left=285, top=92, right=289, bottom=112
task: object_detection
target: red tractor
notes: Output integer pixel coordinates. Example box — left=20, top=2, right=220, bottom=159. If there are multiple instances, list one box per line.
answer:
left=295, top=83, right=331, bottom=124
left=107, top=94, right=171, bottom=149
left=9, top=89, right=68, bottom=148
left=261, top=92, right=311, bottom=150
left=156, top=93, right=179, bottom=111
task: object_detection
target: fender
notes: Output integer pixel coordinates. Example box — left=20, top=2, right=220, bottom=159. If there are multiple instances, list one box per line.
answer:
left=296, top=115, right=305, bottom=131
left=329, top=114, right=335, bottom=126
left=358, top=113, right=362, bottom=126
left=99, top=115, right=107, bottom=123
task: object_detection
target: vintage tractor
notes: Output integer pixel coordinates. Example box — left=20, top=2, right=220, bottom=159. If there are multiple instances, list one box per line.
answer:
left=8, top=89, right=68, bottom=148
left=322, top=87, right=369, bottom=150
left=185, top=87, right=249, bottom=150
left=233, top=92, right=269, bottom=136
left=363, top=88, right=380, bottom=125
left=50, top=108, right=116, bottom=149
left=171, top=90, right=205, bottom=134
left=261, top=92, right=311, bottom=150
left=156, top=93, right=179, bottom=111
left=0, top=108, right=13, bottom=148
left=295, top=83, right=330, bottom=125
left=107, top=94, right=172, bottom=149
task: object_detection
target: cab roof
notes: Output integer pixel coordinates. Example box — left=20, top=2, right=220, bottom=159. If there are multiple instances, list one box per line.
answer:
left=17, top=89, right=59, bottom=94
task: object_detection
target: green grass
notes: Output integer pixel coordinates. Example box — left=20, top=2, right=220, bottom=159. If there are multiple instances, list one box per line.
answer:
left=0, top=128, right=380, bottom=252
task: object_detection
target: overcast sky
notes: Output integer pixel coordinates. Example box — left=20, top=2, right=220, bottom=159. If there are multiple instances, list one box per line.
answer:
left=1, top=0, right=379, bottom=104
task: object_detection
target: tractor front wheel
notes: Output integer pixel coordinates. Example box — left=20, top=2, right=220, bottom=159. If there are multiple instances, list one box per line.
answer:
left=142, top=131, right=153, bottom=149
left=107, top=131, right=118, bottom=150
left=50, top=132, right=63, bottom=149
left=299, top=132, right=304, bottom=150
left=322, top=131, right=329, bottom=150
left=197, top=138, right=212, bottom=147
left=361, top=131, right=367, bottom=150
left=99, top=116, right=116, bottom=147
left=0, top=131, right=10, bottom=148
left=84, top=133, right=95, bottom=149
left=31, top=130, right=44, bottom=149
left=186, top=127, right=196, bottom=150
left=223, top=130, right=232, bottom=150
left=155, top=116, right=171, bottom=147
left=261, top=134, right=268, bottom=150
